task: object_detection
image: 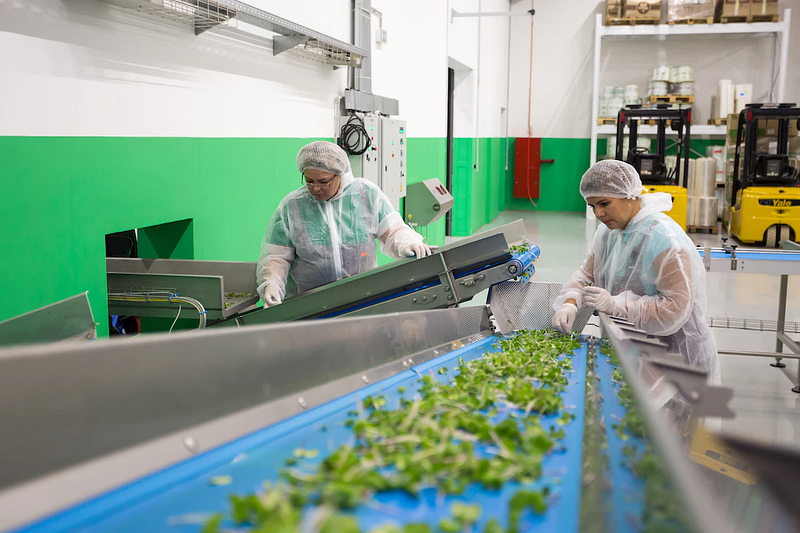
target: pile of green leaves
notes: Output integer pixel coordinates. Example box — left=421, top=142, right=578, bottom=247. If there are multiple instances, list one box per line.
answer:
left=203, top=329, right=581, bottom=533
left=509, top=242, right=532, bottom=256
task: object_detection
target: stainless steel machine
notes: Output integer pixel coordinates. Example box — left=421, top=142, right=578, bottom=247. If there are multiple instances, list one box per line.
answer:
left=1, top=224, right=799, bottom=533
left=97, top=221, right=539, bottom=331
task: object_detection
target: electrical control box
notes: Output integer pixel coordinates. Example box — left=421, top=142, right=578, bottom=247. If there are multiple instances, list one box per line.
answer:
left=380, top=118, right=407, bottom=210
left=405, top=178, right=454, bottom=227
left=336, top=115, right=381, bottom=187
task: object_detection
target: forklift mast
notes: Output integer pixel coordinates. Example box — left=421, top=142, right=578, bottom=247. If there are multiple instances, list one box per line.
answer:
left=615, top=105, right=692, bottom=187
left=732, top=103, right=800, bottom=203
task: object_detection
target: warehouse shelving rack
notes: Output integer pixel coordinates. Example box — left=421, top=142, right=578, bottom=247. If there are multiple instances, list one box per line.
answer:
left=589, top=9, right=792, bottom=168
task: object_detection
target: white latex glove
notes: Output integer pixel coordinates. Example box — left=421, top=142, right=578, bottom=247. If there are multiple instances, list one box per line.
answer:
left=583, top=286, right=625, bottom=316
left=262, top=284, right=283, bottom=308
left=552, top=303, right=578, bottom=334
left=403, top=241, right=432, bottom=258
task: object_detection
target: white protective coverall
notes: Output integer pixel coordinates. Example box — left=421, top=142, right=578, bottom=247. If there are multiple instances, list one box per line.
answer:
left=554, top=161, right=720, bottom=384
left=257, top=142, right=428, bottom=305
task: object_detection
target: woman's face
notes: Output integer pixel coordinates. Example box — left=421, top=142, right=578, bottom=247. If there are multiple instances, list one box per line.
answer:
left=586, top=197, right=641, bottom=230
left=303, top=169, right=341, bottom=201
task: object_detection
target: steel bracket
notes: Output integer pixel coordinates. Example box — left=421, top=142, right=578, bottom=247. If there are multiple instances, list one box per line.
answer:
left=646, top=359, right=735, bottom=418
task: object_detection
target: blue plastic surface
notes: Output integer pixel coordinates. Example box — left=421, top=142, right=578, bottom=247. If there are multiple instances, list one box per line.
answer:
left=596, top=350, right=646, bottom=533
left=16, top=335, right=587, bottom=533
left=697, top=250, right=800, bottom=262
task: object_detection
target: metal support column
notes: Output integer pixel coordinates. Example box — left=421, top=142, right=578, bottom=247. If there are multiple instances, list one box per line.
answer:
left=587, top=13, right=602, bottom=223
left=777, top=9, right=791, bottom=104
left=772, top=274, right=789, bottom=368
left=775, top=332, right=800, bottom=393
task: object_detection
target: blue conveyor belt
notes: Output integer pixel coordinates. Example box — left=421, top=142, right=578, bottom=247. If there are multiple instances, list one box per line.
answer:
left=596, top=350, right=645, bottom=533
left=16, top=334, right=586, bottom=533
left=455, top=246, right=540, bottom=280
left=697, top=250, right=800, bottom=262
left=321, top=248, right=539, bottom=319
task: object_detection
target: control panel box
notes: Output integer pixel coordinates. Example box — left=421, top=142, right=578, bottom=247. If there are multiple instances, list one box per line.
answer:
left=405, top=178, right=454, bottom=227
left=336, top=115, right=381, bottom=187
left=380, top=118, right=407, bottom=210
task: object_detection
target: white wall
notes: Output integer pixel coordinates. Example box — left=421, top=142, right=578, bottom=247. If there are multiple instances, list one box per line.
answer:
left=370, top=0, right=449, bottom=138
left=0, top=0, right=448, bottom=138
left=5, top=0, right=794, bottom=141
left=508, top=0, right=800, bottom=139
left=447, top=0, right=511, bottom=143
left=0, top=0, right=352, bottom=137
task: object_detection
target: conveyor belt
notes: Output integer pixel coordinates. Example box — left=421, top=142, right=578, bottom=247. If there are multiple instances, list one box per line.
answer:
left=695, top=247, right=800, bottom=275
left=698, top=250, right=800, bottom=261
left=212, top=221, right=536, bottom=327
left=596, top=347, right=645, bottom=533
left=315, top=249, right=540, bottom=320
left=14, top=337, right=588, bottom=533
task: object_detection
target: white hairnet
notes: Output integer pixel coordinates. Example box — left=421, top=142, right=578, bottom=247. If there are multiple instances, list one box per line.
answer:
left=296, top=141, right=351, bottom=176
left=580, top=160, right=643, bottom=200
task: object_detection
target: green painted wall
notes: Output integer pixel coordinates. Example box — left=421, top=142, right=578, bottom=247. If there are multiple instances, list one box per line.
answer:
left=451, top=138, right=510, bottom=237
left=449, top=137, right=591, bottom=237
left=505, top=138, right=590, bottom=214
left=0, top=137, right=320, bottom=331
left=6, top=133, right=713, bottom=331
left=0, top=136, right=449, bottom=331
left=405, top=138, right=447, bottom=247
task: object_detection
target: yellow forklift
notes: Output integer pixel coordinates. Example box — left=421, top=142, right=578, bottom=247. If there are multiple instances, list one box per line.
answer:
left=616, top=105, right=690, bottom=230
left=730, top=103, right=800, bottom=247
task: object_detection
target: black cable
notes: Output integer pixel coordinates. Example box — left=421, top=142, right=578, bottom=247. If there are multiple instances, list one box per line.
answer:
left=339, top=114, right=371, bottom=156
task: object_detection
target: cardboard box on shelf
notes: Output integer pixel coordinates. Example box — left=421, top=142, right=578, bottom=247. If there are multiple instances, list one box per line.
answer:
left=790, top=137, right=800, bottom=172
left=727, top=113, right=742, bottom=145
left=606, top=0, right=623, bottom=19
left=750, top=0, right=778, bottom=18
left=717, top=0, right=750, bottom=18
left=667, top=0, right=714, bottom=21
left=790, top=137, right=800, bottom=156
left=725, top=114, right=797, bottom=143
left=625, top=0, right=661, bottom=21
left=763, top=119, right=800, bottom=137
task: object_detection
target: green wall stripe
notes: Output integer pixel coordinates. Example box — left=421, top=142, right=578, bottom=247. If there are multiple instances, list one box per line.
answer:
left=404, top=137, right=447, bottom=248
left=0, top=136, right=449, bottom=331
left=450, top=137, right=594, bottom=237
left=1, top=135, right=614, bottom=331
left=451, top=138, right=510, bottom=237
left=504, top=138, right=590, bottom=214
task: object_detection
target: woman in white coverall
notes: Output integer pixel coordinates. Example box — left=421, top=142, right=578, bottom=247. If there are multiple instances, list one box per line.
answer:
left=551, top=160, right=720, bottom=384
left=256, top=141, right=431, bottom=307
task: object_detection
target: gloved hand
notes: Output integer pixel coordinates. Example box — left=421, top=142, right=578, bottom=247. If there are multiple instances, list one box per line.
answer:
left=552, top=303, right=578, bottom=334
left=583, top=286, right=625, bottom=316
left=403, top=241, right=432, bottom=258
left=262, top=284, right=283, bottom=308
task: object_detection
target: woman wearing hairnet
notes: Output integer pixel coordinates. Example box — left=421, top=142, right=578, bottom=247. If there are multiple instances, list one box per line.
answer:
left=552, top=160, right=720, bottom=384
left=256, top=141, right=431, bottom=307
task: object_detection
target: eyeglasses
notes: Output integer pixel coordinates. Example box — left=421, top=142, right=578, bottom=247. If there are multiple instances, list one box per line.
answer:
left=302, top=174, right=338, bottom=188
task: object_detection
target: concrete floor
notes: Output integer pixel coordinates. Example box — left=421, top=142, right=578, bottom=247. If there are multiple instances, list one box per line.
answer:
left=473, top=211, right=800, bottom=448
